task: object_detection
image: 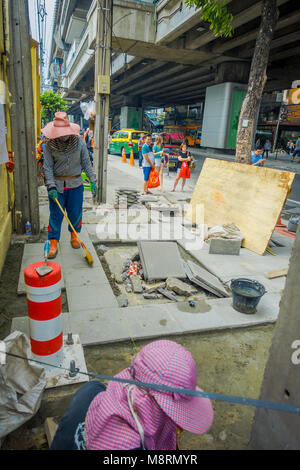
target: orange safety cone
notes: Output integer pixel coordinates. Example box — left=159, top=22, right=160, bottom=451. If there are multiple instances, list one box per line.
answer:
left=130, top=148, right=135, bottom=166
left=122, top=147, right=127, bottom=163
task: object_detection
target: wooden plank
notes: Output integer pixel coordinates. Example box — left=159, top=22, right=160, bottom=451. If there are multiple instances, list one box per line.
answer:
left=44, top=418, right=59, bottom=447
left=186, top=159, right=294, bottom=255
left=265, top=268, right=288, bottom=279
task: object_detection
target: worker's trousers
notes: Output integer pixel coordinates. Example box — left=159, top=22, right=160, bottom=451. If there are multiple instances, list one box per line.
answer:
left=50, top=381, right=106, bottom=450
left=48, top=185, right=84, bottom=240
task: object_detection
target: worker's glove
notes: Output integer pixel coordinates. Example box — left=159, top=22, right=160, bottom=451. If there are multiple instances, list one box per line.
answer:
left=91, top=182, right=97, bottom=197
left=48, top=188, right=58, bottom=201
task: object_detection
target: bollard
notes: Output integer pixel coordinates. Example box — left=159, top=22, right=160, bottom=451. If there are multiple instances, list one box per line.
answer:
left=122, top=147, right=127, bottom=163
left=24, top=261, right=63, bottom=367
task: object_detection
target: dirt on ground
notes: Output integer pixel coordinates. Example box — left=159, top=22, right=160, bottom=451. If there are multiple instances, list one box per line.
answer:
left=1, top=238, right=276, bottom=450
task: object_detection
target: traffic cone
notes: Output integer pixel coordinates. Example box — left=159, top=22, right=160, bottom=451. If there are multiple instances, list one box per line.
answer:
left=130, top=148, right=135, bottom=166
left=122, top=147, right=127, bottom=163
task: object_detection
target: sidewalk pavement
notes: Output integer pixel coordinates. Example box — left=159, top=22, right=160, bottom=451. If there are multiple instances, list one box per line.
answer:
left=12, top=156, right=294, bottom=347
left=190, top=147, right=300, bottom=175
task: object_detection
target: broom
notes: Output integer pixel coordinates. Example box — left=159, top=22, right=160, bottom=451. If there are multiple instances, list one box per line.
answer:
left=54, top=198, right=94, bottom=265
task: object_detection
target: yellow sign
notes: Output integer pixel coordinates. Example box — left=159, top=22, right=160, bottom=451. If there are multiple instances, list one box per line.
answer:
left=287, top=104, right=300, bottom=121
left=288, top=88, right=300, bottom=105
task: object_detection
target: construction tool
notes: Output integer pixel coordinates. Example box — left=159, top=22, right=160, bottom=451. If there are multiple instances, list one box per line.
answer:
left=54, top=198, right=94, bottom=266
left=35, top=241, right=53, bottom=276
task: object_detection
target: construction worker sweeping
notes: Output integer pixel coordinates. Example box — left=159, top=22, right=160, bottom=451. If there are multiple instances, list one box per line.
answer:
left=42, top=112, right=97, bottom=259
left=50, top=340, right=214, bottom=450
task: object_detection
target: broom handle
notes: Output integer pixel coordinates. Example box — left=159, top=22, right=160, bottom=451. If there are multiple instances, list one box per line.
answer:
left=54, top=198, right=83, bottom=245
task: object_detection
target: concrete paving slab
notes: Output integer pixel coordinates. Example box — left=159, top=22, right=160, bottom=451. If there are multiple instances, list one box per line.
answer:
left=165, top=299, right=228, bottom=333
left=165, top=293, right=280, bottom=334
left=64, top=267, right=109, bottom=288
left=184, top=262, right=224, bottom=297
left=187, top=260, right=229, bottom=297
left=43, top=335, right=89, bottom=389
left=138, top=241, right=186, bottom=280
left=214, top=293, right=280, bottom=327
left=67, top=284, right=118, bottom=312
left=64, top=308, right=130, bottom=345
left=179, top=238, right=293, bottom=283
left=122, top=304, right=183, bottom=340
left=60, top=245, right=101, bottom=269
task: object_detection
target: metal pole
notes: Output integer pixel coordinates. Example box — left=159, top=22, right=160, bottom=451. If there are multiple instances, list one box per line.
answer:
left=272, top=104, right=282, bottom=154
left=93, top=0, right=112, bottom=204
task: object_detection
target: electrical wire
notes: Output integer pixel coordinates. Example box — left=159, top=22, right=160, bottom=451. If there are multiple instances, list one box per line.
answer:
left=2, top=349, right=300, bottom=415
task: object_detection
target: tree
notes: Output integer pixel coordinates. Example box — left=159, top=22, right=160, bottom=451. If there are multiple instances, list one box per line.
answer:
left=185, top=0, right=279, bottom=164
left=40, top=90, right=69, bottom=124
left=235, top=0, right=278, bottom=163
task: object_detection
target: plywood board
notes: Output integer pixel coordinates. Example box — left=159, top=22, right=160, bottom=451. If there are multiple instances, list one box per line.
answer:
left=186, top=159, right=294, bottom=255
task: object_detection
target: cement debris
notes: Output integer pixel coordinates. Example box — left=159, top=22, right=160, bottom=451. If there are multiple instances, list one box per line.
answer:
left=130, top=274, right=144, bottom=293
left=157, top=288, right=178, bottom=301
left=166, top=277, right=198, bottom=296
left=117, top=294, right=129, bottom=308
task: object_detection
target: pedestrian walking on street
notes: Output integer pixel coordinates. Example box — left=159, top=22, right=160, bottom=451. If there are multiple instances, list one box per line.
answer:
left=42, top=112, right=97, bottom=259
left=153, top=134, right=165, bottom=191
left=84, top=128, right=94, bottom=165
left=171, top=143, right=191, bottom=192
left=142, top=134, right=155, bottom=194
left=50, top=340, right=214, bottom=450
left=291, top=137, right=300, bottom=163
left=263, top=139, right=271, bottom=159
left=287, top=140, right=294, bottom=155
left=251, top=147, right=265, bottom=167
left=138, top=133, right=145, bottom=168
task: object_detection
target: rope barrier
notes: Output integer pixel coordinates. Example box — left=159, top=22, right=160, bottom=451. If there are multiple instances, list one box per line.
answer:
left=3, top=350, right=300, bottom=415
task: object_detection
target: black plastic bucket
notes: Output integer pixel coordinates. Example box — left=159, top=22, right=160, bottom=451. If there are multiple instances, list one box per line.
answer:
left=230, top=278, right=266, bottom=314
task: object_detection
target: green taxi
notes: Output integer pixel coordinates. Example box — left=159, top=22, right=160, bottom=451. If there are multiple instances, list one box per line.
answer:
left=109, top=129, right=147, bottom=157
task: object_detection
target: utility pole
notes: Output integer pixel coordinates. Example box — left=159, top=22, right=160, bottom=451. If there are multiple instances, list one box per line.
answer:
left=249, top=223, right=300, bottom=450
left=7, top=0, right=40, bottom=234
left=93, top=0, right=112, bottom=203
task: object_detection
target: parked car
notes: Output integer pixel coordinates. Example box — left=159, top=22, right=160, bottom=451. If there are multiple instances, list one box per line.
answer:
left=109, top=129, right=147, bottom=157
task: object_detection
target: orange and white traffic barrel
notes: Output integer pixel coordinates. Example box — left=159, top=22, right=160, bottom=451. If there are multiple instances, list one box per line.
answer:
left=24, top=262, right=63, bottom=367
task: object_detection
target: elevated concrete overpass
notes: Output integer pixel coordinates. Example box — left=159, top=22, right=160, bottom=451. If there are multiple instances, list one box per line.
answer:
left=52, top=0, right=300, bottom=115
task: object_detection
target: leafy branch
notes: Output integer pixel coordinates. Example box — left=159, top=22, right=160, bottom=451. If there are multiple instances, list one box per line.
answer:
left=185, top=0, right=234, bottom=37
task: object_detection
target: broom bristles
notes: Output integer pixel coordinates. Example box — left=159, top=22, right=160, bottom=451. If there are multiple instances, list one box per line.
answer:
left=81, top=242, right=94, bottom=265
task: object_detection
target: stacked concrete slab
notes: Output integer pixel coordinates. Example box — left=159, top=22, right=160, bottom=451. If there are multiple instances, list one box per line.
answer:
left=138, top=241, right=186, bottom=281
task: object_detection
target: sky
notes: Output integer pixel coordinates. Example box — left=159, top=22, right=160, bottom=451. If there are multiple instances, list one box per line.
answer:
left=28, top=0, right=56, bottom=85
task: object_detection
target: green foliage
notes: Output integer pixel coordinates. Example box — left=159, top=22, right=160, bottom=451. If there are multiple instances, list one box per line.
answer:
left=185, top=0, right=234, bottom=37
left=40, top=90, right=69, bottom=123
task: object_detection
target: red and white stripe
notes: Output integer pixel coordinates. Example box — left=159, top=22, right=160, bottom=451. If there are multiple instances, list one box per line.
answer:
left=24, top=262, right=63, bottom=367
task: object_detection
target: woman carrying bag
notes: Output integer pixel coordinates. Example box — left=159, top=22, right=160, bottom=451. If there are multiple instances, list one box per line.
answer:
left=153, top=135, right=165, bottom=191
left=171, top=143, right=191, bottom=192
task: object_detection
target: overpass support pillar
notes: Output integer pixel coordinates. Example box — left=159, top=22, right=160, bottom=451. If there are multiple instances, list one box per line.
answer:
left=215, top=61, right=250, bottom=85
left=120, top=106, right=143, bottom=130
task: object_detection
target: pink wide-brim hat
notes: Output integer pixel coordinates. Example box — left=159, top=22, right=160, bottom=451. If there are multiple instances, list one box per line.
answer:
left=132, top=340, right=214, bottom=434
left=42, top=112, right=80, bottom=139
